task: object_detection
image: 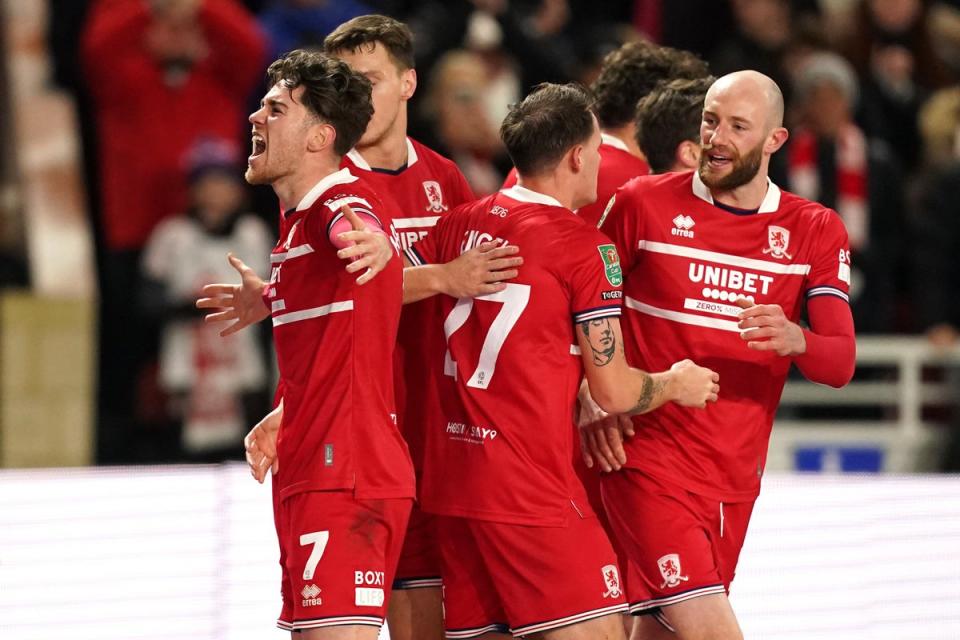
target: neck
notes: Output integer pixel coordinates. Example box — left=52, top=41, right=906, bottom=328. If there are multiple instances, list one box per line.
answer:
left=515, top=173, right=575, bottom=210
left=710, top=168, right=770, bottom=211
left=603, top=124, right=643, bottom=159
left=355, top=110, right=409, bottom=170
left=272, top=157, right=342, bottom=210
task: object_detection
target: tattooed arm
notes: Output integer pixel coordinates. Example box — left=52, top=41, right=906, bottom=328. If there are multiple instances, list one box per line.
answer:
left=576, top=316, right=720, bottom=415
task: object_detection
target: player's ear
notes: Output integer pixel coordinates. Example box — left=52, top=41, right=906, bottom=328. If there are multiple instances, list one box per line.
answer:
left=570, top=144, right=585, bottom=173
left=676, top=140, right=701, bottom=171
left=307, top=122, right=336, bottom=153
left=765, top=126, right=789, bottom=155
left=400, top=67, right=417, bottom=101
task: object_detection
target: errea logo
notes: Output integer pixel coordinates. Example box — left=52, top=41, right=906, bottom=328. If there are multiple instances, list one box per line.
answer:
left=672, top=214, right=695, bottom=238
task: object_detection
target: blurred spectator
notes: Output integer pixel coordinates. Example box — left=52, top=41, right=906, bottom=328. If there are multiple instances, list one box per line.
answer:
left=140, top=137, right=272, bottom=461
left=710, top=0, right=799, bottom=104
left=257, top=0, right=372, bottom=63
left=786, top=52, right=906, bottom=332
left=838, top=0, right=953, bottom=172
left=634, top=75, right=714, bottom=174
left=420, top=49, right=508, bottom=195
left=81, top=0, right=266, bottom=463
left=918, top=82, right=960, bottom=168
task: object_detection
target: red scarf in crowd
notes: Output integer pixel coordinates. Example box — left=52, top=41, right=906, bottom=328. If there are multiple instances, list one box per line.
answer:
left=787, top=124, right=869, bottom=250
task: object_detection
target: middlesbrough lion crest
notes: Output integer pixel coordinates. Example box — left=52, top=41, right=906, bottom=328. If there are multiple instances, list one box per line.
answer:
left=762, top=225, right=793, bottom=260
left=423, top=181, right=448, bottom=213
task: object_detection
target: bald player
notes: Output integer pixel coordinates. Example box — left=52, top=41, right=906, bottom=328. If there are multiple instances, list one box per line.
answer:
left=634, top=76, right=714, bottom=175
left=590, top=71, right=856, bottom=639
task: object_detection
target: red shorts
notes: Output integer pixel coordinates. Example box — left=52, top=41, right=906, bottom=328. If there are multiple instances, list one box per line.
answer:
left=273, top=491, right=412, bottom=632
left=437, top=505, right=627, bottom=639
left=601, top=469, right=754, bottom=614
left=392, top=502, right=442, bottom=589
left=572, top=429, right=629, bottom=593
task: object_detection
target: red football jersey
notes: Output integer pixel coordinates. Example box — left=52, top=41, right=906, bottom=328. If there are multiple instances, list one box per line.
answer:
left=600, top=171, right=852, bottom=501
left=342, top=138, right=474, bottom=474
left=406, top=185, right=624, bottom=526
left=266, top=167, right=414, bottom=502
left=502, top=133, right=649, bottom=228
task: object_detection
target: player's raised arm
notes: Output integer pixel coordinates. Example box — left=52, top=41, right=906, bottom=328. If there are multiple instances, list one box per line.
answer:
left=576, top=316, right=720, bottom=416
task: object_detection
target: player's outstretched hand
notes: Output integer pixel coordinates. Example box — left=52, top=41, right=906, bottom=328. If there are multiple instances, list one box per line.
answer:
left=245, top=402, right=282, bottom=483
left=443, top=240, right=523, bottom=298
left=734, top=297, right=806, bottom=356
left=336, top=204, right=393, bottom=285
left=195, top=253, right=270, bottom=337
left=580, top=414, right=635, bottom=472
left=668, top=359, right=720, bottom=408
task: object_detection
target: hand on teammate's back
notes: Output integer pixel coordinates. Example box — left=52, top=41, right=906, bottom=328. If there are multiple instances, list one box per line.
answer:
left=667, top=359, right=720, bottom=408
left=195, top=253, right=270, bottom=336
left=442, top=240, right=524, bottom=298
left=334, top=204, right=394, bottom=285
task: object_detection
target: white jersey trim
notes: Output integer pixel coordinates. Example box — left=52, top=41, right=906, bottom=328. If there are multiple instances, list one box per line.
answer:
left=637, top=240, right=811, bottom=275
left=446, top=623, right=510, bottom=639
left=272, top=300, right=354, bottom=327
left=692, top=171, right=781, bottom=213
left=345, top=137, right=419, bottom=171
left=393, top=216, right=440, bottom=229
left=512, top=603, right=629, bottom=636
left=628, top=584, right=727, bottom=612
left=296, top=168, right=358, bottom=211
left=271, top=243, right=314, bottom=263
left=601, top=132, right=630, bottom=152
left=807, top=285, right=850, bottom=302
left=626, top=296, right=741, bottom=332
left=277, top=615, right=383, bottom=631
left=500, top=185, right=565, bottom=208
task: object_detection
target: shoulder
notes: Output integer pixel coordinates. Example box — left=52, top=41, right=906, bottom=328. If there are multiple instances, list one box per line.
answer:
left=777, top=189, right=847, bottom=237
left=617, top=170, right=691, bottom=201
left=410, top=138, right=468, bottom=182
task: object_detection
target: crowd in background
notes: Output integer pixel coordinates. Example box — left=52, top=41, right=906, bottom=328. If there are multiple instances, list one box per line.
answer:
left=15, top=0, right=960, bottom=464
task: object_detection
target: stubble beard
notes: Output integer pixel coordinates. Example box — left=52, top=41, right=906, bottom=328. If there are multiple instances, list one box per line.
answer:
left=698, top=142, right=764, bottom=191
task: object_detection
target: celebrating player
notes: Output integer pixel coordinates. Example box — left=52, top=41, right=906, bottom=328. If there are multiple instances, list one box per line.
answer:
left=199, top=50, right=413, bottom=638
left=593, top=70, right=856, bottom=639
left=405, top=83, right=719, bottom=640
left=323, top=15, right=518, bottom=640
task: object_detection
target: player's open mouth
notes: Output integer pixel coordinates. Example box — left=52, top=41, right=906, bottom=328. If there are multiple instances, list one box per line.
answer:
left=250, top=133, right=266, bottom=160
left=706, top=152, right=731, bottom=168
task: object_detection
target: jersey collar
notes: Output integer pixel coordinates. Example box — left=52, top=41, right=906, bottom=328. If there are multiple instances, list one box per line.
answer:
left=345, top=138, right=419, bottom=172
left=600, top=132, right=630, bottom=153
left=500, top=185, right=565, bottom=208
left=296, top=167, right=358, bottom=211
left=691, top=170, right=781, bottom=214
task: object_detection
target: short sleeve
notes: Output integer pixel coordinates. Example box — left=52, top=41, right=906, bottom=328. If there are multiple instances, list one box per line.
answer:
left=403, top=215, right=442, bottom=266
left=597, top=181, right=642, bottom=273
left=805, top=209, right=852, bottom=303
left=303, top=190, right=385, bottom=247
left=450, top=166, right=476, bottom=206
left=566, top=227, right=624, bottom=324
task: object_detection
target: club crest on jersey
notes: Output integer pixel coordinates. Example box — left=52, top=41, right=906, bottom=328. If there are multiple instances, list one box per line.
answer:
left=762, top=225, right=793, bottom=260
left=598, top=244, right=622, bottom=286
left=423, top=181, right=448, bottom=213
left=657, top=554, right=689, bottom=589
left=601, top=564, right=622, bottom=598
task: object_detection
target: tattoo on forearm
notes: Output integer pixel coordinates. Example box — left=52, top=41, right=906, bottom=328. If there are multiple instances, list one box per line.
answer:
left=579, top=318, right=617, bottom=366
left=629, top=373, right=665, bottom=414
